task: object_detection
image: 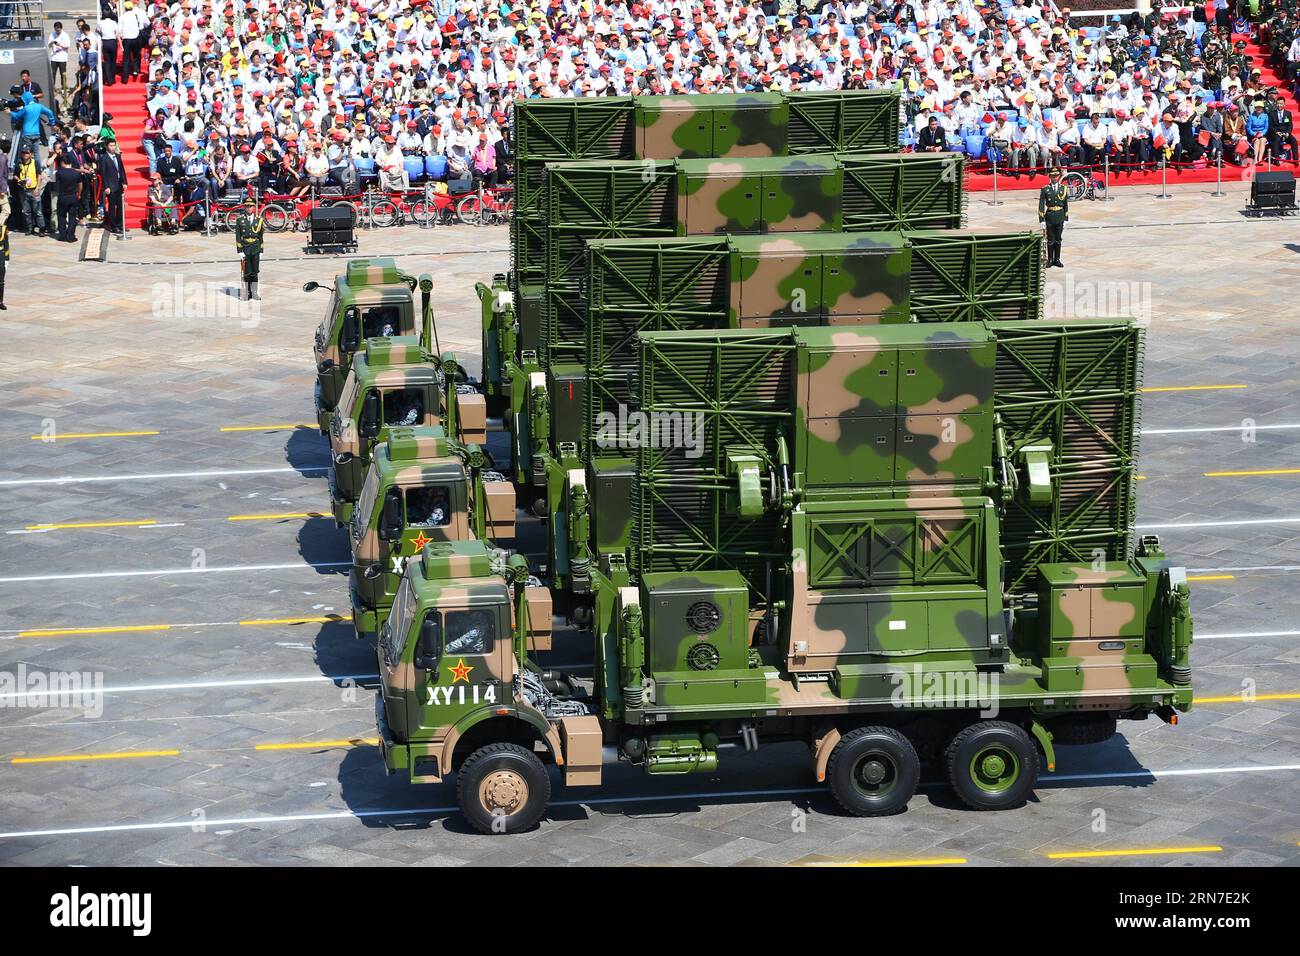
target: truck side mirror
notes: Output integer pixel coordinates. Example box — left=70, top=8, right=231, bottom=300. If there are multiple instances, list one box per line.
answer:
left=341, top=306, right=360, bottom=353
left=414, top=614, right=441, bottom=671
left=379, top=488, right=404, bottom=542
left=359, top=390, right=381, bottom=440
left=303, top=281, right=320, bottom=293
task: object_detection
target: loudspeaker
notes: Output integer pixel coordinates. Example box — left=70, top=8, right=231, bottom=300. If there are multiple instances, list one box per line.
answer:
left=309, top=204, right=356, bottom=248
left=1251, top=170, right=1296, bottom=209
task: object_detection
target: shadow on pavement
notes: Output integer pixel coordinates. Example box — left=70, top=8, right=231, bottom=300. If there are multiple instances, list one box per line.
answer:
left=296, top=515, right=350, bottom=574
left=284, top=425, right=332, bottom=477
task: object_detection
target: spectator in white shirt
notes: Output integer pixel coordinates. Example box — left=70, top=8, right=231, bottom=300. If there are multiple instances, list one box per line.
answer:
left=48, top=22, right=73, bottom=92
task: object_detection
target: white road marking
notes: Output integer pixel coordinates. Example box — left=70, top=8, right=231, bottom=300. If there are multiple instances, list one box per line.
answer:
left=2, top=763, right=1298, bottom=841
left=1142, top=423, right=1300, bottom=435
left=1187, top=565, right=1300, bottom=573
left=1139, top=517, right=1300, bottom=530
left=1196, top=630, right=1300, bottom=640
left=0, top=561, right=350, bottom=584
left=0, top=673, right=378, bottom=703
left=6, top=522, right=189, bottom=536
left=0, top=466, right=327, bottom=487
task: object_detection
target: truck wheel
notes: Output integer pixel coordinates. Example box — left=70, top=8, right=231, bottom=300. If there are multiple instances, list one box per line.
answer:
left=1048, top=713, right=1117, bottom=746
left=826, top=726, right=920, bottom=817
left=944, top=721, right=1039, bottom=811
left=456, top=742, right=551, bottom=834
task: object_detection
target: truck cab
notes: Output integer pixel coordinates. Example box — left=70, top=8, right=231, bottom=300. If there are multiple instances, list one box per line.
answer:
left=328, top=338, right=488, bottom=525
left=309, top=259, right=420, bottom=434
left=349, top=427, right=516, bottom=638
left=374, top=541, right=601, bottom=834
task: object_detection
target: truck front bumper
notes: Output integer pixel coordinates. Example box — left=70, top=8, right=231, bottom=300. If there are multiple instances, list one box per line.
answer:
left=375, top=694, right=406, bottom=774
left=350, top=573, right=379, bottom=639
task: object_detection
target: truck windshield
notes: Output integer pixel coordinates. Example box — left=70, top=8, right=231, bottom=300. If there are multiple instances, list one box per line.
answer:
left=352, top=466, right=381, bottom=542
left=382, top=574, right=417, bottom=667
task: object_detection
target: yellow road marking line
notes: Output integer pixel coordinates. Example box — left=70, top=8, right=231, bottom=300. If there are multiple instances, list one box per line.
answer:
left=1194, top=692, right=1300, bottom=704
left=253, top=737, right=378, bottom=752
left=1140, top=385, right=1248, bottom=393
left=18, top=624, right=172, bottom=639
left=11, top=749, right=181, bottom=765
left=12, top=616, right=346, bottom=639
left=1186, top=574, right=1235, bottom=582
left=226, top=512, right=327, bottom=522
left=28, top=430, right=161, bottom=440
left=218, top=423, right=316, bottom=432
left=1203, top=468, right=1300, bottom=477
left=238, top=616, right=343, bottom=627
left=1046, top=846, right=1222, bottom=860
left=25, top=519, right=157, bottom=531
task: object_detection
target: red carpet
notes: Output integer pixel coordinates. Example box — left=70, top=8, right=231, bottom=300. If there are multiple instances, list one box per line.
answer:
left=102, top=48, right=151, bottom=228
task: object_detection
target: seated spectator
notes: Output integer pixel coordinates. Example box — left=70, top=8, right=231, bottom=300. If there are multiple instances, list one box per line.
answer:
left=147, top=173, right=178, bottom=233
left=917, top=115, right=948, bottom=153
left=305, top=142, right=331, bottom=191
left=1246, top=100, right=1271, bottom=163
left=231, top=144, right=259, bottom=194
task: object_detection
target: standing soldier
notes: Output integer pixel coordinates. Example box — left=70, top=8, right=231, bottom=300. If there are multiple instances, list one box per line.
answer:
left=234, top=196, right=264, bottom=300
left=1038, top=165, right=1069, bottom=269
left=0, top=216, right=9, bottom=309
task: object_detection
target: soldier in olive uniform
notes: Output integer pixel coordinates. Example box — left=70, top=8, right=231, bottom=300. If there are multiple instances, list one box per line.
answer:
left=0, top=220, right=9, bottom=310
left=234, top=196, right=265, bottom=301
left=1039, top=166, right=1069, bottom=269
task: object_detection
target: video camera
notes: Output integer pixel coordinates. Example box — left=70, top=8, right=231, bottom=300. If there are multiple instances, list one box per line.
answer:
left=4, top=86, right=25, bottom=112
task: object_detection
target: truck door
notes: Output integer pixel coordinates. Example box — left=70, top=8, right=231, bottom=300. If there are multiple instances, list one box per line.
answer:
left=409, top=605, right=505, bottom=735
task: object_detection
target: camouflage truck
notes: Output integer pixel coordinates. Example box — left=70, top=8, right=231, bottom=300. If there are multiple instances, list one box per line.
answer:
left=496, top=151, right=966, bottom=493
left=488, top=87, right=901, bottom=413
left=524, top=224, right=1038, bottom=602
left=307, top=259, right=429, bottom=435
left=349, top=427, right=516, bottom=640
left=494, top=150, right=966, bottom=568
left=571, top=229, right=1044, bottom=587
left=370, top=319, right=1193, bottom=834
left=327, top=337, right=489, bottom=526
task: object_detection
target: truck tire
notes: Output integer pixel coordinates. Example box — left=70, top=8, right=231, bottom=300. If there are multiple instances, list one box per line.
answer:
left=1048, top=713, right=1118, bottom=746
left=826, top=726, right=920, bottom=817
left=456, top=742, right=551, bottom=835
left=944, top=721, right=1039, bottom=811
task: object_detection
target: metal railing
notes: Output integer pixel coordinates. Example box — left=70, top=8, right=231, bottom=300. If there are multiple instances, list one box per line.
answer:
left=0, top=0, right=43, bottom=41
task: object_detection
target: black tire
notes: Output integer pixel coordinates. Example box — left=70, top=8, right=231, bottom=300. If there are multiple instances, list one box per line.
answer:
left=944, top=720, right=1039, bottom=811
left=825, top=726, right=920, bottom=817
left=369, top=199, right=400, bottom=228
left=1048, top=713, right=1118, bottom=747
left=455, top=742, right=550, bottom=834
left=262, top=203, right=291, bottom=232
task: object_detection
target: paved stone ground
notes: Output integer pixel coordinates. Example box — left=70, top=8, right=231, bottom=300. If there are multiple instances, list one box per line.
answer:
left=0, top=182, right=1298, bottom=866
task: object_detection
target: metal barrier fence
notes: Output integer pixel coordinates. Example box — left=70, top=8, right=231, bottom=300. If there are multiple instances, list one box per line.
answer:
left=0, top=0, right=42, bottom=41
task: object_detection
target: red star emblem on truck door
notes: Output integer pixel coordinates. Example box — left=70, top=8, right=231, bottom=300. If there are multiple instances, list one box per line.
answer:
left=448, top=658, right=473, bottom=683
left=410, top=531, right=433, bottom=551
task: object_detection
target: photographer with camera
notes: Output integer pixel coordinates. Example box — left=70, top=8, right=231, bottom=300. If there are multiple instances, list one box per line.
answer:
left=9, top=88, right=55, bottom=164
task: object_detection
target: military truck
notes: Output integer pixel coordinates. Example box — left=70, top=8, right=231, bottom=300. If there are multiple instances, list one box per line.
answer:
left=513, top=227, right=1042, bottom=600
left=370, top=319, right=1194, bottom=834
left=308, top=259, right=426, bottom=435
left=327, top=337, right=488, bottom=526
left=491, top=86, right=904, bottom=426
left=349, top=426, right=516, bottom=640
left=494, top=150, right=967, bottom=475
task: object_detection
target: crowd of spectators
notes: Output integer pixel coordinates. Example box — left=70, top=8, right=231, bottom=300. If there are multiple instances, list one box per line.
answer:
left=7, top=0, right=1300, bottom=238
